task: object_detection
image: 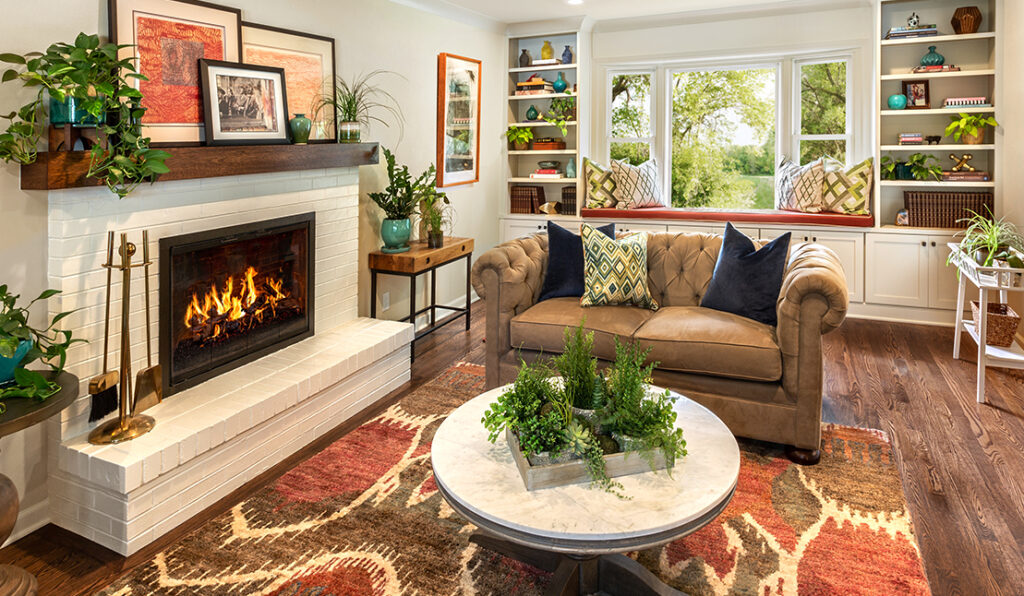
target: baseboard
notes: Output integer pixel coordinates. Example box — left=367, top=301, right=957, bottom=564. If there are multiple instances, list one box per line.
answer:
left=847, top=302, right=959, bottom=327
left=3, top=497, right=49, bottom=547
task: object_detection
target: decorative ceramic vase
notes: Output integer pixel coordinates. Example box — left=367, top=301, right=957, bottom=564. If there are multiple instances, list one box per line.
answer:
left=519, top=49, right=531, bottom=67
left=552, top=72, right=568, bottom=93
left=339, top=121, right=360, bottom=143
left=525, top=104, right=540, bottom=121
left=289, top=113, right=312, bottom=145
left=561, top=45, right=573, bottom=64
left=887, top=93, right=908, bottom=110
left=541, top=41, right=553, bottom=60
left=921, top=46, right=945, bottom=66
left=427, top=230, right=444, bottom=249
left=0, top=340, right=31, bottom=385
left=380, top=218, right=411, bottom=253
left=566, top=157, right=576, bottom=179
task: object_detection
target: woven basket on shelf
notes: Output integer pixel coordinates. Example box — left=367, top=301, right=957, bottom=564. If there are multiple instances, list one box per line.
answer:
left=903, top=191, right=994, bottom=228
left=970, top=301, right=1021, bottom=347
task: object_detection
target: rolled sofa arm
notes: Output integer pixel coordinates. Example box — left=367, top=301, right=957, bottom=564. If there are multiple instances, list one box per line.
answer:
left=777, top=242, right=849, bottom=336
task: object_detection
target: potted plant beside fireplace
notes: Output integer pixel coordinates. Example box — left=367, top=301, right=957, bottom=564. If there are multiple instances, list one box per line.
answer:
left=418, top=170, right=451, bottom=248
left=369, top=148, right=431, bottom=253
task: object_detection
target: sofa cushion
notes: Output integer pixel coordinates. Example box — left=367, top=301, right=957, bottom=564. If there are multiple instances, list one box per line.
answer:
left=634, top=306, right=782, bottom=382
left=776, top=157, right=824, bottom=212
left=581, top=224, right=659, bottom=310
left=584, top=157, right=618, bottom=208
left=611, top=158, right=663, bottom=208
left=822, top=157, right=872, bottom=215
left=510, top=297, right=654, bottom=360
left=539, top=221, right=615, bottom=302
left=701, top=223, right=791, bottom=326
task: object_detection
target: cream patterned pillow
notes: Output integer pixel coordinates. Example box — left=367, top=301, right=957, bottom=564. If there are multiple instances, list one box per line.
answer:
left=580, top=224, right=658, bottom=310
left=611, top=158, right=663, bottom=209
left=776, top=157, right=824, bottom=213
left=822, top=157, right=872, bottom=215
left=584, top=158, right=618, bottom=208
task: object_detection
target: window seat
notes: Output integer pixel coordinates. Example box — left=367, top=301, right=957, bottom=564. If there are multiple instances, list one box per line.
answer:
left=579, top=208, right=874, bottom=228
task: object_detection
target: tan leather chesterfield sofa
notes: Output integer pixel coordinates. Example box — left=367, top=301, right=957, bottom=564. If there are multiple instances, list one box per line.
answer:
left=471, top=231, right=848, bottom=464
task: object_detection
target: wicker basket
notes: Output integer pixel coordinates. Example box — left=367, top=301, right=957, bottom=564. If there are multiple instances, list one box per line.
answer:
left=970, top=301, right=1021, bottom=347
left=903, top=191, right=994, bottom=228
left=510, top=185, right=545, bottom=214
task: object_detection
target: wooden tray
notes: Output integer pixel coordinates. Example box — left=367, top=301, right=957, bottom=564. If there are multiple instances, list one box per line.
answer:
left=507, top=428, right=668, bottom=491
left=532, top=141, right=566, bottom=150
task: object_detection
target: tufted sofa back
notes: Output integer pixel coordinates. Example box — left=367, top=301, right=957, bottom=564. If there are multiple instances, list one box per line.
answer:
left=645, top=232, right=724, bottom=307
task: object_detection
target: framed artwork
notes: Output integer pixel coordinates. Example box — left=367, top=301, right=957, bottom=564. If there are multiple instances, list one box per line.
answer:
left=199, top=59, right=289, bottom=146
left=109, top=0, right=242, bottom=145
left=902, top=80, right=930, bottom=109
left=437, top=53, right=482, bottom=187
left=241, top=22, right=336, bottom=142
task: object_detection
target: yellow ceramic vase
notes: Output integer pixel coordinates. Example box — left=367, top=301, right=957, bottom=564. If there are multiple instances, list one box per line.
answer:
left=541, top=41, right=553, bottom=60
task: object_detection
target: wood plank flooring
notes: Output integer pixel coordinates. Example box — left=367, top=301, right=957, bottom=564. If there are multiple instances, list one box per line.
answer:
left=1, top=304, right=1022, bottom=596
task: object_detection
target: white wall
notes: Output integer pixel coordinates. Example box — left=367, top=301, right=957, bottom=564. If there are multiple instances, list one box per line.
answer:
left=998, top=0, right=1023, bottom=320
left=0, top=0, right=503, bottom=544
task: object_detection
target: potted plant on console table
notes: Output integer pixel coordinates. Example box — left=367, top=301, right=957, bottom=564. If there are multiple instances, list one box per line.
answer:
left=369, top=148, right=436, bottom=253
left=418, top=172, right=451, bottom=249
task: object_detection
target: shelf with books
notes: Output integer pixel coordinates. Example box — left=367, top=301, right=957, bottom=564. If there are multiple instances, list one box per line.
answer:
left=880, top=31, right=995, bottom=46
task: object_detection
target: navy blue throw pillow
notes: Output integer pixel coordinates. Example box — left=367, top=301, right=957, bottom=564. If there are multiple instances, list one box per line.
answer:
left=539, top=221, right=615, bottom=302
left=700, top=223, right=791, bottom=326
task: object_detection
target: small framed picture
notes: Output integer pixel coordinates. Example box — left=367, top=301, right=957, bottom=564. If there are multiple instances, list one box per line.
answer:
left=199, top=59, right=290, bottom=146
left=902, top=80, right=930, bottom=109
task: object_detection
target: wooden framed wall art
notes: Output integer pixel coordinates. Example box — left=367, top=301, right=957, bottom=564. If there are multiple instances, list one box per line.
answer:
left=241, top=23, right=336, bottom=142
left=199, top=59, right=289, bottom=146
left=437, top=53, right=481, bottom=187
left=109, top=0, right=242, bottom=145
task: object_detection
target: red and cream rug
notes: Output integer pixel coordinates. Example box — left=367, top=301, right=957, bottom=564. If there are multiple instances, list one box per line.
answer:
left=99, top=362, right=930, bottom=595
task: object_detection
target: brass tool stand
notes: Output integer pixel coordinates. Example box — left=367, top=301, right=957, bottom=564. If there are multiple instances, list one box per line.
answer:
left=89, top=233, right=156, bottom=445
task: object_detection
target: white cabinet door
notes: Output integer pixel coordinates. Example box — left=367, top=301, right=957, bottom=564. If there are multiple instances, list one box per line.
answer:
left=865, top=234, right=928, bottom=307
left=808, top=232, right=864, bottom=303
left=502, top=219, right=548, bottom=242
left=928, top=235, right=960, bottom=310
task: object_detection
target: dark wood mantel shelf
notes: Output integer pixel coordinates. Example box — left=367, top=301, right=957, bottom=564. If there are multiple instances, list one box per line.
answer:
left=20, top=142, right=380, bottom=191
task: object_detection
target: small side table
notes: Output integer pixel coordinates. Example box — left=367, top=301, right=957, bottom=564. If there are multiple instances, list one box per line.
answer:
left=0, top=372, right=79, bottom=596
left=369, top=237, right=474, bottom=361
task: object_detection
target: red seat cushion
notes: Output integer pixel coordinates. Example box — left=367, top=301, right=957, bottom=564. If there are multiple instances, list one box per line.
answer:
left=580, top=207, right=874, bottom=227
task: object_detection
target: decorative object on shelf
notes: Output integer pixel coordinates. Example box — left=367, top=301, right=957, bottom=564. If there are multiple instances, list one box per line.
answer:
left=288, top=113, right=312, bottom=144
left=926, top=135, right=942, bottom=145
left=885, top=23, right=938, bottom=40
left=110, top=0, right=242, bottom=145
left=417, top=171, right=450, bottom=249
left=532, top=137, right=567, bottom=151
left=949, top=153, right=976, bottom=172
left=0, top=285, right=78, bottom=405
left=88, top=232, right=156, bottom=444
left=510, top=185, right=545, bottom=213
left=537, top=160, right=560, bottom=169
left=906, top=152, right=942, bottom=181
left=887, top=93, right=908, bottom=110
left=566, top=156, right=577, bottom=179
left=920, top=45, right=945, bottom=67
left=951, top=208, right=1024, bottom=267
left=895, top=209, right=909, bottom=226
left=951, top=6, right=983, bottom=35
left=242, top=23, right=336, bottom=142
left=541, top=41, right=554, bottom=61
left=943, top=96, right=990, bottom=108
left=316, top=70, right=404, bottom=144
left=437, top=53, right=481, bottom=187
left=561, top=45, right=574, bottom=65
left=199, top=59, right=289, bottom=146
left=518, top=49, right=531, bottom=67
left=552, top=72, right=568, bottom=93
left=903, top=190, right=993, bottom=228
left=369, top=147, right=432, bottom=253
left=907, top=12, right=920, bottom=27
left=902, top=80, right=930, bottom=109
left=945, top=112, right=998, bottom=145
left=525, top=104, right=539, bottom=121
left=505, top=126, right=533, bottom=151
left=538, top=201, right=561, bottom=215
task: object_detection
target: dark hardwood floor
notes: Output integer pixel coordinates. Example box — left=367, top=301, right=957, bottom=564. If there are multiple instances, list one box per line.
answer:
left=1, top=303, right=1022, bottom=596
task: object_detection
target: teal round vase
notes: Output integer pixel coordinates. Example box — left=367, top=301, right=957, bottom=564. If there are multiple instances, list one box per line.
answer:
left=887, top=94, right=908, bottom=110
left=525, top=104, right=540, bottom=121
left=552, top=72, right=568, bottom=93
left=380, top=218, right=411, bottom=253
left=0, top=340, right=31, bottom=385
left=921, top=46, right=945, bottom=67
left=289, top=113, right=312, bottom=144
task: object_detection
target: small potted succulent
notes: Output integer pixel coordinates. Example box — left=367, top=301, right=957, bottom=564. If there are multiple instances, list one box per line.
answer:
left=945, top=113, right=999, bottom=145
left=417, top=170, right=451, bottom=249
left=369, top=148, right=434, bottom=253
left=505, top=126, right=533, bottom=151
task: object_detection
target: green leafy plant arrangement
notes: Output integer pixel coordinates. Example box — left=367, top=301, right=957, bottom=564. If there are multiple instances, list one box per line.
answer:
left=505, top=126, right=533, bottom=148
left=879, top=155, right=898, bottom=181
left=0, top=33, right=170, bottom=198
left=314, top=71, right=405, bottom=135
left=368, top=147, right=432, bottom=219
left=552, top=324, right=598, bottom=409
left=945, top=113, right=998, bottom=143
left=417, top=170, right=451, bottom=236
left=0, top=285, right=83, bottom=413
left=543, top=96, right=576, bottom=137
left=905, top=152, right=942, bottom=181
left=948, top=208, right=1024, bottom=268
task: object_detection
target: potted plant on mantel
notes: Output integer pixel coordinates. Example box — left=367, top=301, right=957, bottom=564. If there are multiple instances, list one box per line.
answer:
left=315, top=70, right=404, bottom=144
left=945, top=113, right=999, bottom=145
left=369, top=148, right=435, bottom=253
left=0, top=33, right=170, bottom=198
left=417, top=173, right=451, bottom=249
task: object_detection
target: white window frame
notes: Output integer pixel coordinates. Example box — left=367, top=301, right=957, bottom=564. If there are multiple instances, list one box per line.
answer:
left=792, top=56, right=853, bottom=165
left=605, top=69, right=656, bottom=166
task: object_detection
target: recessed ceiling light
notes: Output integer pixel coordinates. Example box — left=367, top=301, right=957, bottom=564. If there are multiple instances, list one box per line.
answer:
left=568, top=0, right=583, bottom=5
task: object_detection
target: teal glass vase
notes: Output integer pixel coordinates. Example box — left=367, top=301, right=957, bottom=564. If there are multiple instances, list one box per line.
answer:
left=0, top=340, right=31, bottom=385
left=921, top=46, right=945, bottom=66
left=552, top=72, right=568, bottom=93
left=289, top=113, right=312, bottom=144
left=381, top=218, right=411, bottom=253
left=887, top=94, right=908, bottom=110
left=526, top=104, right=539, bottom=121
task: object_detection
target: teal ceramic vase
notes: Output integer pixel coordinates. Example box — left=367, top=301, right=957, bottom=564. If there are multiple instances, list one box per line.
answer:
left=289, top=113, right=312, bottom=144
left=381, top=218, right=412, bottom=253
left=525, top=104, right=540, bottom=121
left=921, top=46, right=945, bottom=66
left=887, top=94, right=908, bottom=110
left=0, top=340, right=31, bottom=385
left=552, top=72, right=568, bottom=93
left=566, top=157, right=576, bottom=179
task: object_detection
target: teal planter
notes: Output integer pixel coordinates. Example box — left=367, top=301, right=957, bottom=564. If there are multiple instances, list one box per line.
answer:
left=0, top=340, right=31, bottom=385
left=887, top=94, right=908, bottom=110
left=381, top=218, right=412, bottom=253
left=49, top=96, right=100, bottom=128
left=895, top=164, right=913, bottom=180
left=921, top=46, right=945, bottom=67
left=289, top=113, right=312, bottom=144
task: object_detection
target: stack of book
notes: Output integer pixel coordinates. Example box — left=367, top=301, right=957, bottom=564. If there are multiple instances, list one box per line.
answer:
left=530, top=168, right=564, bottom=179
left=912, top=64, right=961, bottom=73
left=515, top=77, right=554, bottom=96
left=898, top=132, right=924, bottom=145
left=884, top=24, right=938, bottom=39
left=942, top=170, right=991, bottom=182
left=944, top=96, right=992, bottom=108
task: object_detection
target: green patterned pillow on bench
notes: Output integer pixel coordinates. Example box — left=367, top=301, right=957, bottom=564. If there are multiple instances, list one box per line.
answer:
left=822, top=157, right=872, bottom=215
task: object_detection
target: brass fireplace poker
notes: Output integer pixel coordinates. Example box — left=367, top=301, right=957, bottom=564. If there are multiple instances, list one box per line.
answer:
left=88, top=233, right=156, bottom=445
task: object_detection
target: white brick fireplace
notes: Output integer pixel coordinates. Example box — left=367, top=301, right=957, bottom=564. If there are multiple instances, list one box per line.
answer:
left=43, top=167, right=412, bottom=555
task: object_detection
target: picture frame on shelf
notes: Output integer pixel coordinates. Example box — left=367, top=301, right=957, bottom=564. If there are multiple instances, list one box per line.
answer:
left=902, top=79, right=931, bottom=109
left=109, top=0, right=242, bottom=145
left=437, top=53, right=482, bottom=187
left=199, top=59, right=290, bottom=146
left=241, top=22, right=337, bottom=143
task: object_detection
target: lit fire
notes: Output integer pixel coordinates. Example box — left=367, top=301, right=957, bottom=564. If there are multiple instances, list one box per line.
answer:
left=184, top=266, right=289, bottom=340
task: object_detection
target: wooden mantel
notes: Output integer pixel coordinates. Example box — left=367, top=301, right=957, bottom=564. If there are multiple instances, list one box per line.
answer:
left=20, top=142, right=380, bottom=191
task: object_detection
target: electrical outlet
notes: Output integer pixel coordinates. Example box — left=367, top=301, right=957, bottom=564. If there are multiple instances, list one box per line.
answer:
left=381, top=291, right=390, bottom=312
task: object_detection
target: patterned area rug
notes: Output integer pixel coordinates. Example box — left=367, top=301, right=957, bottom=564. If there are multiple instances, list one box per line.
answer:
left=99, top=362, right=930, bottom=595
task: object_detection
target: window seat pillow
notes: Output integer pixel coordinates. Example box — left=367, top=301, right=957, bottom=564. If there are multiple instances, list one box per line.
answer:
left=578, top=207, right=874, bottom=227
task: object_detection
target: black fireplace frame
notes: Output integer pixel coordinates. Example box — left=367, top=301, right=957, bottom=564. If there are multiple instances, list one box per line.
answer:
left=159, top=212, right=316, bottom=397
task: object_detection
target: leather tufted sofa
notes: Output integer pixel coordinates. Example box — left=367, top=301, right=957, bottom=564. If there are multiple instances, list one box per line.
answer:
left=471, top=230, right=849, bottom=463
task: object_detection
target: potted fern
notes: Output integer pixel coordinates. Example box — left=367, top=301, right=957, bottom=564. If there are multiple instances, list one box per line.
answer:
left=315, top=71, right=404, bottom=143
left=945, top=113, right=999, bottom=145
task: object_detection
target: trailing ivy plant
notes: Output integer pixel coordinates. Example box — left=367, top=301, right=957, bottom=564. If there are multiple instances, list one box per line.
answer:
left=905, top=152, right=942, bottom=182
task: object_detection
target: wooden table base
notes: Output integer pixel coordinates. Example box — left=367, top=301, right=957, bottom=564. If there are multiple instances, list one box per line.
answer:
left=470, top=533, right=684, bottom=596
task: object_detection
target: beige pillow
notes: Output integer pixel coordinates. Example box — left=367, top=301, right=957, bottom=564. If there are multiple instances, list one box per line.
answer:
left=776, top=158, right=824, bottom=213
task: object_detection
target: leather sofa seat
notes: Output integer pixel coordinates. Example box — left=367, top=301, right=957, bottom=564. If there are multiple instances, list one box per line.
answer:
left=633, top=306, right=782, bottom=382
left=510, top=297, right=654, bottom=360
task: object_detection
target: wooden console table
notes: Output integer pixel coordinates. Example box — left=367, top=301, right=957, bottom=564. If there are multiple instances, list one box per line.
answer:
left=369, top=237, right=474, bottom=361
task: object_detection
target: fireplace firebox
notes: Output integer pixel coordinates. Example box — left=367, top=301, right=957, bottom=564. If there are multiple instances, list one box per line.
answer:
left=159, top=213, right=315, bottom=396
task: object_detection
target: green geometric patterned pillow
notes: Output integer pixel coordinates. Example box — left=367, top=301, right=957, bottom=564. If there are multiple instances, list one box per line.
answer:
left=822, top=157, right=872, bottom=215
left=584, top=158, right=618, bottom=208
left=580, top=224, right=659, bottom=310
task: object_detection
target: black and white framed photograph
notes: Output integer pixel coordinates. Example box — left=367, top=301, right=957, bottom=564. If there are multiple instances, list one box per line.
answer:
left=199, top=59, right=289, bottom=145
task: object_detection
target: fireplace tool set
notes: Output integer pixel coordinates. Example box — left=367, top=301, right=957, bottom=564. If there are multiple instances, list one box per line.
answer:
left=88, top=230, right=162, bottom=445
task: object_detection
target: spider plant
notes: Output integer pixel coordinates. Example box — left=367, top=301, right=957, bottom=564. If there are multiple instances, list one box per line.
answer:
left=313, top=70, right=404, bottom=142
left=949, top=209, right=1024, bottom=268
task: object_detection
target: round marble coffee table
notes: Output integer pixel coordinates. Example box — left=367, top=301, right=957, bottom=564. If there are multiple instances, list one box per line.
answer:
left=431, top=384, right=740, bottom=596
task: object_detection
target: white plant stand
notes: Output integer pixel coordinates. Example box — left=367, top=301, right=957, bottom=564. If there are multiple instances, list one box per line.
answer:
left=948, top=243, right=1024, bottom=403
